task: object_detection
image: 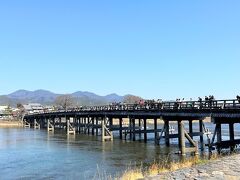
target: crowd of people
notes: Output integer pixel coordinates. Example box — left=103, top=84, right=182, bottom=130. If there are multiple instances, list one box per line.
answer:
left=106, top=95, right=240, bottom=110
left=73, top=95, right=240, bottom=112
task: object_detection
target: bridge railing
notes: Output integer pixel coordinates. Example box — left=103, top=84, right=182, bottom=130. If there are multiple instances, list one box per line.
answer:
left=25, top=99, right=240, bottom=115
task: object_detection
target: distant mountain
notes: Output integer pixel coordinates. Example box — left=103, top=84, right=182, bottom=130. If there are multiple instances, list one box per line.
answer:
left=104, top=93, right=123, bottom=102
left=72, top=91, right=102, bottom=99
left=8, top=89, right=58, bottom=105
left=0, top=89, right=125, bottom=106
left=71, top=91, right=124, bottom=106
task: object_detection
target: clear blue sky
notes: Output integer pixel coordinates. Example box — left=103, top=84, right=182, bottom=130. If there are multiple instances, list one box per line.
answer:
left=0, top=1, right=239, bottom=100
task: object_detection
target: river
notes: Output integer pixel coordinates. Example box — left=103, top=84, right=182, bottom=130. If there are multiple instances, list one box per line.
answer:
left=0, top=122, right=240, bottom=179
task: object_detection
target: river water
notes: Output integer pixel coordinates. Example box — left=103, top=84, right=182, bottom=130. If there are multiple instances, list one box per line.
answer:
left=1, top=122, right=240, bottom=179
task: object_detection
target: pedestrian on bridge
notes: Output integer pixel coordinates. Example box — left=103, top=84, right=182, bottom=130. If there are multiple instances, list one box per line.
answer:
left=237, top=95, right=240, bottom=103
left=198, top=97, right=203, bottom=109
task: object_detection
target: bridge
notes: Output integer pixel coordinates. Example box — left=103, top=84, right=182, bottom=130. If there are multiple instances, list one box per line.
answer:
left=23, top=99, right=240, bottom=155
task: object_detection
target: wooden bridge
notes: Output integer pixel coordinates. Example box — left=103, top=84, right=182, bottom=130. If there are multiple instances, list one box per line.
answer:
left=23, top=99, right=240, bottom=155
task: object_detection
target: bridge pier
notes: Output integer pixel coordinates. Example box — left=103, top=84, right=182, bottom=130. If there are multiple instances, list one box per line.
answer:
left=132, top=118, right=136, bottom=141
left=179, top=121, right=186, bottom=155
left=96, top=117, right=99, bottom=136
left=189, top=120, right=193, bottom=139
left=87, top=117, right=90, bottom=135
left=216, top=123, right=222, bottom=153
left=229, top=123, right=235, bottom=152
left=154, top=118, right=158, bottom=143
left=144, top=118, right=147, bottom=143
left=47, top=118, right=54, bottom=132
left=23, top=119, right=30, bottom=128
left=74, top=116, right=77, bottom=133
left=165, top=120, right=170, bottom=146
left=199, top=120, right=204, bottom=151
left=83, top=117, right=87, bottom=134
left=77, top=117, right=79, bottom=132
left=129, top=118, right=132, bottom=140
left=139, top=119, right=142, bottom=140
left=66, top=118, right=75, bottom=135
left=92, top=117, right=95, bottom=135
left=34, top=119, right=40, bottom=129
left=81, top=117, right=84, bottom=133
left=101, top=117, right=113, bottom=141
left=53, top=117, right=56, bottom=130
left=59, top=117, right=62, bottom=129
left=119, top=118, right=123, bottom=139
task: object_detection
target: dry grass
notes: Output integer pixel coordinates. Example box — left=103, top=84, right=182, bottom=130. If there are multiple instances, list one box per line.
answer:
left=117, top=155, right=216, bottom=180
left=93, top=153, right=222, bottom=180
left=94, top=152, right=223, bottom=180
left=120, top=169, right=144, bottom=180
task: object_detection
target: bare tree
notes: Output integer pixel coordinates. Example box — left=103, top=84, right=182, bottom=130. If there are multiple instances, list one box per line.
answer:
left=16, top=103, right=25, bottom=119
left=123, top=95, right=143, bottom=104
left=54, top=95, right=76, bottom=110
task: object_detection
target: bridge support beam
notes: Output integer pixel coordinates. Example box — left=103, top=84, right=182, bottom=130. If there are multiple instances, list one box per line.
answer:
left=84, top=117, right=86, bottom=133
left=229, top=123, right=235, bottom=152
left=77, top=117, right=80, bottom=133
left=144, top=118, right=147, bottom=143
left=23, top=119, right=30, bottom=128
left=178, top=121, right=181, bottom=148
left=179, top=121, right=186, bottom=155
left=87, top=117, right=90, bottom=135
left=81, top=118, right=84, bottom=133
left=129, top=118, right=132, bottom=140
left=189, top=120, right=193, bottom=139
left=47, top=119, right=54, bottom=132
left=119, top=118, right=123, bottom=139
left=92, top=117, right=95, bottom=135
left=165, top=120, right=170, bottom=146
left=132, top=118, right=136, bottom=141
left=199, top=120, right=204, bottom=151
left=96, top=117, right=99, bottom=136
left=34, top=119, right=40, bottom=129
left=101, top=118, right=113, bottom=142
left=67, top=119, right=75, bottom=135
left=216, top=123, right=222, bottom=154
left=154, top=118, right=158, bottom=142
left=139, top=119, right=142, bottom=140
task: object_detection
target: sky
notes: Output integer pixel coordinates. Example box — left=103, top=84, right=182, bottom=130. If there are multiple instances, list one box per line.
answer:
left=0, top=0, right=240, bottom=100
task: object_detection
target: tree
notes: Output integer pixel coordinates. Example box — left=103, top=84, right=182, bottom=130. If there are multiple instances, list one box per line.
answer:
left=16, top=103, right=25, bottom=119
left=123, top=95, right=143, bottom=104
left=17, top=103, right=24, bottom=109
left=54, top=95, right=76, bottom=110
left=4, top=105, right=13, bottom=115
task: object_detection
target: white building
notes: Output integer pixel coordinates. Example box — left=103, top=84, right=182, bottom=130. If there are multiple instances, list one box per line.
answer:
left=0, top=105, right=8, bottom=113
left=23, top=103, right=44, bottom=114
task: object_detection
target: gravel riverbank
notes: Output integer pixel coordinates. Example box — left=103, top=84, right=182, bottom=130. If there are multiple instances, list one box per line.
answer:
left=144, top=154, right=240, bottom=180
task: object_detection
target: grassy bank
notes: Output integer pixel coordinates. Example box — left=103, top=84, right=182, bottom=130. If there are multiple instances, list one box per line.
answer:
left=116, top=153, right=220, bottom=180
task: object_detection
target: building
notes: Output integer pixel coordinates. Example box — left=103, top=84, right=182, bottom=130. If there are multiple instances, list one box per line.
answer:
left=0, top=105, right=8, bottom=113
left=0, top=105, right=14, bottom=119
left=44, top=105, right=55, bottom=112
left=23, top=103, right=44, bottom=114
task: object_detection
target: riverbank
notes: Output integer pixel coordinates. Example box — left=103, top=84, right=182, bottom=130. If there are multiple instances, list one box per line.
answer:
left=144, top=154, right=240, bottom=180
left=0, top=120, right=22, bottom=127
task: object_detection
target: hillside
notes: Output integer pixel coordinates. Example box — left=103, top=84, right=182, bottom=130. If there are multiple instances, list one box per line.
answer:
left=0, top=89, right=125, bottom=106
